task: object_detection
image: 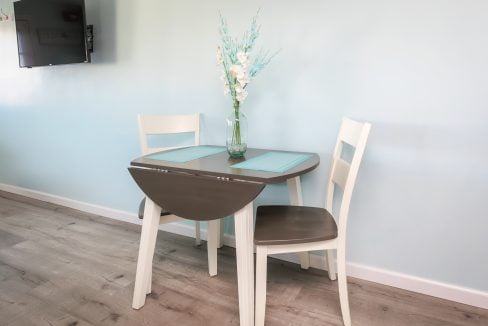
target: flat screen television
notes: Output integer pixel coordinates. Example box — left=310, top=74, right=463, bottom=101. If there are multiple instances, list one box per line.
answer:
left=14, top=0, right=91, bottom=68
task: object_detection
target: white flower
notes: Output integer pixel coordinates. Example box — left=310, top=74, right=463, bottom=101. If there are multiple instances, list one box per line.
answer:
left=235, top=84, right=244, bottom=94
left=230, top=64, right=250, bottom=86
left=237, top=74, right=250, bottom=87
left=230, top=65, right=244, bottom=79
left=237, top=51, right=250, bottom=69
left=236, top=89, right=248, bottom=102
left=220, top=73, right=228, bottom=82
left=216, top=47, right=223, bottom=65
left=237, top=51, right=248, bottom=64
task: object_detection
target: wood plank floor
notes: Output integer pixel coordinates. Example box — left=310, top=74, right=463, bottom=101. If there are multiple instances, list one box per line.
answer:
left=0, top=191, right=487, bottom=326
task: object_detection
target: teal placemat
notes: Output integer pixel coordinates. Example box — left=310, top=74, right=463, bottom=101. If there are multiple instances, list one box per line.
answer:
left=231, top=152, right=312, bottom=173
left=147, top=146, right=226, bottom=163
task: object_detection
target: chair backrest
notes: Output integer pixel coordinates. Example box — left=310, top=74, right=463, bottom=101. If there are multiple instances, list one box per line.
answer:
left=137, top=113, right=200, bottom=155
left=325, top=118, right=371, bottom=244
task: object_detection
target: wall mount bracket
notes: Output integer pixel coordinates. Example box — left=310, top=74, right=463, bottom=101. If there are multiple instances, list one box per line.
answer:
left=86, top=25, right=94, bottom=53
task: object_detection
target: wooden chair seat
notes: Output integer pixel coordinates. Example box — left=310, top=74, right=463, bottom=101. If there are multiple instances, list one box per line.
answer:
left=138, top=198, right=171, bottom=219
left=254, top=205, right=337, bottom=246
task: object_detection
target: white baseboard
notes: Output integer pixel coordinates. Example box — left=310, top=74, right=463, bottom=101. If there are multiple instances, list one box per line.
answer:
left=0, top=183, right=139, bottom=225
left=1, top=182, right=487, bottom=310
left=345, top=262, right=488, bottom=310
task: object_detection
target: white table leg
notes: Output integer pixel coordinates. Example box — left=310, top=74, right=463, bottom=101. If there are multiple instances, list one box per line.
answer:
left=287, top=176, right=310, bottom=270
left=234, top=202, right=255, bottom=326
left=207, top=219, right=219, bottom=276
left=132, top=198, right=161, bottom=309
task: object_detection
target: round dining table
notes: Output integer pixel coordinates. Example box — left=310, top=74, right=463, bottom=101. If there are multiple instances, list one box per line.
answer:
left=129, top=146, right=320, bottom=326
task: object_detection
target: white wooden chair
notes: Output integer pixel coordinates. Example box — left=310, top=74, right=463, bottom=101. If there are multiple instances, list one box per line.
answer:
left=254, top=118, right=371, bottom=326
left=136, top=113, right=224, bottom=289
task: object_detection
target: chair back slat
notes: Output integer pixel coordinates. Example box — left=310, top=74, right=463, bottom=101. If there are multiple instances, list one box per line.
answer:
left=326, top=118, right=371, bottom=243
left=137, top=113, right=200, bottom=155
left=338, top=118, right=365, bottom=147
left=331, top=158, right=350, bottom=190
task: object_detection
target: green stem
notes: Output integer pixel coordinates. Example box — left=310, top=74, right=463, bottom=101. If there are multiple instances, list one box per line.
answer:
left=232, top=100, right=241, bottom=146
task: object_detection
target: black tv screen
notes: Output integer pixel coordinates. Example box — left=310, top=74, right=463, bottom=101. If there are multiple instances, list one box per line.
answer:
left=14, top=0, right=91, bottom=68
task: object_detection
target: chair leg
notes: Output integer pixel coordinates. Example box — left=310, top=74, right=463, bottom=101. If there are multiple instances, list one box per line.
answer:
left=217, top=218, right=225, bottom=249
left=146, top=268, right=152, bottom=294
left=299, top=252, right=310, bottom=270
left=207, top=220, right=219, bottom=277
left=327, top=249, right=337, bottom=280
left=255, top=246, right=268, bottom=326
left=195, top=221, right=201, bottom=246
left=337, top=247, right=351, bottom=326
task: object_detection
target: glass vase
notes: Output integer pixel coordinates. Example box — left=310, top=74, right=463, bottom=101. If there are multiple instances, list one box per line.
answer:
left=226, top=108, right=248, bottom=158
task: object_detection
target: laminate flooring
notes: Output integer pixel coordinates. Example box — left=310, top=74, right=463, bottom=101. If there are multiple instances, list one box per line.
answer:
left=0, top=191, right=487, bottom=326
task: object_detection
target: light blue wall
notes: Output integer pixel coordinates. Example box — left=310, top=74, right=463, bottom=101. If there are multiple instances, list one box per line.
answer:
left=1, top=0, right=487, bottom=291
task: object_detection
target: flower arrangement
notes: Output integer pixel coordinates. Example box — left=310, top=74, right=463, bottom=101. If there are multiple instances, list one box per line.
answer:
left=217, top=12, right=277, bottom=157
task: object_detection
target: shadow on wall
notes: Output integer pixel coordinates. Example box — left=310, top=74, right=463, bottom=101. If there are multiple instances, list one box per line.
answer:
left=84, top=0, right=117, bottom=64
left=371, top=120, right=488, bottom=159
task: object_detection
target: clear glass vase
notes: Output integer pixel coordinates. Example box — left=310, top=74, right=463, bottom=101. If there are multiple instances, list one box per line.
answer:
left=226, top=108, right=248, bottom=158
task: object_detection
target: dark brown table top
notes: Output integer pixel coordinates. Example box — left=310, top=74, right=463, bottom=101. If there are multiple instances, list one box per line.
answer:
left=130, top=146, right=320, bottom=184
